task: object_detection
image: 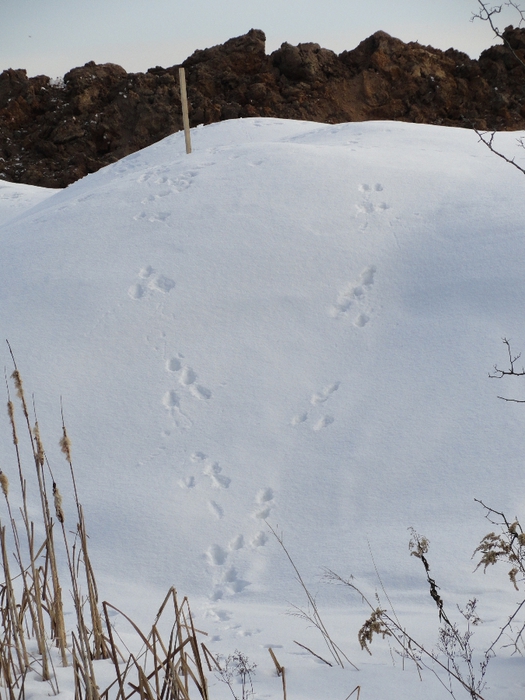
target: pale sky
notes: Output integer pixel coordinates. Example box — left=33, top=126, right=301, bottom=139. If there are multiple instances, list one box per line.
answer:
left=0, top=0, right=519, bottom=79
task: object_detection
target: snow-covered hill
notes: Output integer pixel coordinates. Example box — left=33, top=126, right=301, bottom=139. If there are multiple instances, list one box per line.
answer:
left=1, top=118, right=525, bottom=699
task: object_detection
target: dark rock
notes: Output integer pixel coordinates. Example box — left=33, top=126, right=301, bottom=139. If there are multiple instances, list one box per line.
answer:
left=2, top=27, right=525, bottom=187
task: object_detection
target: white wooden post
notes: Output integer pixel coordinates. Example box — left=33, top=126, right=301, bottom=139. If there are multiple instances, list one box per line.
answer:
left=178, top=67, right=192, bottom=154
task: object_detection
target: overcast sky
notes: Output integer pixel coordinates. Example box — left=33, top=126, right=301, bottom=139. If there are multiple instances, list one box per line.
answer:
left=0, top=0, right=520, bottom=78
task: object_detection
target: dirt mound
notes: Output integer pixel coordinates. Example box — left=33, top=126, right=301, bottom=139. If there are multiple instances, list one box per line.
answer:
left=1, top=27, right=525, bottom=188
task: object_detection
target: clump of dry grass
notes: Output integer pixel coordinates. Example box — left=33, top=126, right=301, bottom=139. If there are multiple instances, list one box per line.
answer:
left=0, top=347, right=212, bottom=700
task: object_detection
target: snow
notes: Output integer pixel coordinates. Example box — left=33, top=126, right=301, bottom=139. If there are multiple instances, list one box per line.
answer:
left=1, top=118, right=525, bottom=698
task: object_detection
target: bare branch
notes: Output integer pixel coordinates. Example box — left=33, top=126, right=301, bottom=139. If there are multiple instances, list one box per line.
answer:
left=489, top=338, right=525, bottom=401
left=472, top=1, right=525, bottom=70
left=475, top=131, right=525, bottom=176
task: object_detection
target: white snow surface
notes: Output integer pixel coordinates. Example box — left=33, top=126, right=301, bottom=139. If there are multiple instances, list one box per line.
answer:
left=1, top=118, right=525, bottom=698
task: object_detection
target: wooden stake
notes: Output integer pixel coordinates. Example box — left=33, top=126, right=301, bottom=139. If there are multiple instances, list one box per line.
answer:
left=268, top=648, right=287, bottom=700
left=178, top=67, right=192, bottom=154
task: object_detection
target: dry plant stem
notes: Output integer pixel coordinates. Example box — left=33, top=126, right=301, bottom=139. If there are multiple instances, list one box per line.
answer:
left=267, top=522, right=357, bottom=670
left=32, top=418, right=68, bottom=665
left=60, top=408, right=109, bottom=660
left=0, top=524, right=29, bottom=673
left=293, top=640, right=332, bottom=666
left=326, top=570, right=487, bottom=700
left=103, top=589, right=209, bottom=700
left=7, top=349, right=66, bottom=669
left=268, top=648, right=287, bottom=700
left=102, top=602, right=127, bottom=700
left=5, top=380, right=49, bottom=680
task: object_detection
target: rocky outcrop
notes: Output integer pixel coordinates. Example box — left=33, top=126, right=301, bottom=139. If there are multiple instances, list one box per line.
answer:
left=1, top=27, right=525, bottom=188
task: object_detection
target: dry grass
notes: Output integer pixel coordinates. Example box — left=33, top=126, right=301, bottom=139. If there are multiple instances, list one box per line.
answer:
left=0, top=350, right=211, bottom=700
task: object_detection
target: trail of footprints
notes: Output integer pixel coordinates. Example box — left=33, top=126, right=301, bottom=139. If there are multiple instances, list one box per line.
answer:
left=204, top=486, right=275, bottom=601
left=356, top=182, right=390, bottom=224
left=179, top=449, right=274, bottom=602
left=330, top=264, right=376, bottom=325
left=291, top=381, right=340, bottom=431
left=128, top=265, right=175, bottom=300
left=161, top=353, right=212, bottom=427
left=133, top=162, right=215, bottom=222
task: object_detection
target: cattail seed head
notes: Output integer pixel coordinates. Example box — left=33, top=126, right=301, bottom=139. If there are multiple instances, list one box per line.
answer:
left=53, top=482, right=64, bottom=524
left=59, top=429, right=71, bottom=462
left=518, top=533, right=525, bottom=547
left=33, top=422, right=45, bottom=468
left=10, top=370, right=23, bottom=401
left=0, top=471, right=9, bottom=498
left=7, top=401, right=17, bottom=446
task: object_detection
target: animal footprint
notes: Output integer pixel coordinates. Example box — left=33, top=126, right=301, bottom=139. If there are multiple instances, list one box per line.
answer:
left=208, top=501, right=224, bottom=519
left=330, top=265, right=376, bottom=322
left=356, top=183, right=389, bottom=216
left=256, top=487, right=274, bottom=503
left=148, top=275, right=175, bottom=293
left=354, top=313, right=369, bottom=327
left=313, top=415, right=334, bottom=431
left=221, top=566, right=249, bottom=594
left=204, top=462, right=231, bottom=489
left=292, top=382, right=340, bottom=426
left=194, top=455, right=232, bottom=490
left=190, top=385, right=212, bottom=400
left=250, top=532, right=268, bottom=547
left=291, top=412, right=308, bottom=426
left=180, top=366, right=197, bottom=385
left=129, top=267, right=175, bottom=299
left=229, top=534, right=244, bottom=550
left=311, top=382, right=340, bottom=406
left=165, top=356, right=212, bottom=400
left=162, top=390, right=191, bottom=428
left=207, top=544, right=228, bottom=565
left=166, top=357, right=182, bottom=372
left=128, top=283, right=144, bottom=300
left=251, top=487, right=275, bottom=519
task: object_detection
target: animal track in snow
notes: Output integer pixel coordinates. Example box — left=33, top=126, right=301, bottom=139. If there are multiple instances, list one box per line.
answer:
left=356, top=183, right=389, bottom=218
left=292, top=382, right=340, bottom=429
left=256, top=487, right=274, bottom=503
left=178, top=475, right=195, bottom=489
left=128, top=266, right=175, bottom=300
left=251, top=486, right=275, bottom=519
left=148, top=275, right=175, bottom=293
left=190, top=384, right=212, bottom=400
left=162, top=390, right=191, bottom=428
left=250, top=531, right=268, bottom=547
left=207, top=544, right=228, bottom=565
left=127, top=283, right=144, bottom=300
left=221, top=566, right=249, bottom=594
left=253, top=505, right=271, bottom=519
left=164, top=354, right=212, bottom=401
left=313, top=415, right=335, bottom=431
left=162, top=389, right=180, bottom=410
left=291, top=412, right=308, bottom=426
left=229, top=534, right=244, bottom=550
left=180, top=366, right=197, bottom=385
left=310, top=382, right=340, bottom=406
left=330, top=264, right=376, bottom=325
left=203, top=461, right=231, bottom=489
left=208, top=501, right=224, bottom=519
left=166, top=357, right=182, bottom=372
